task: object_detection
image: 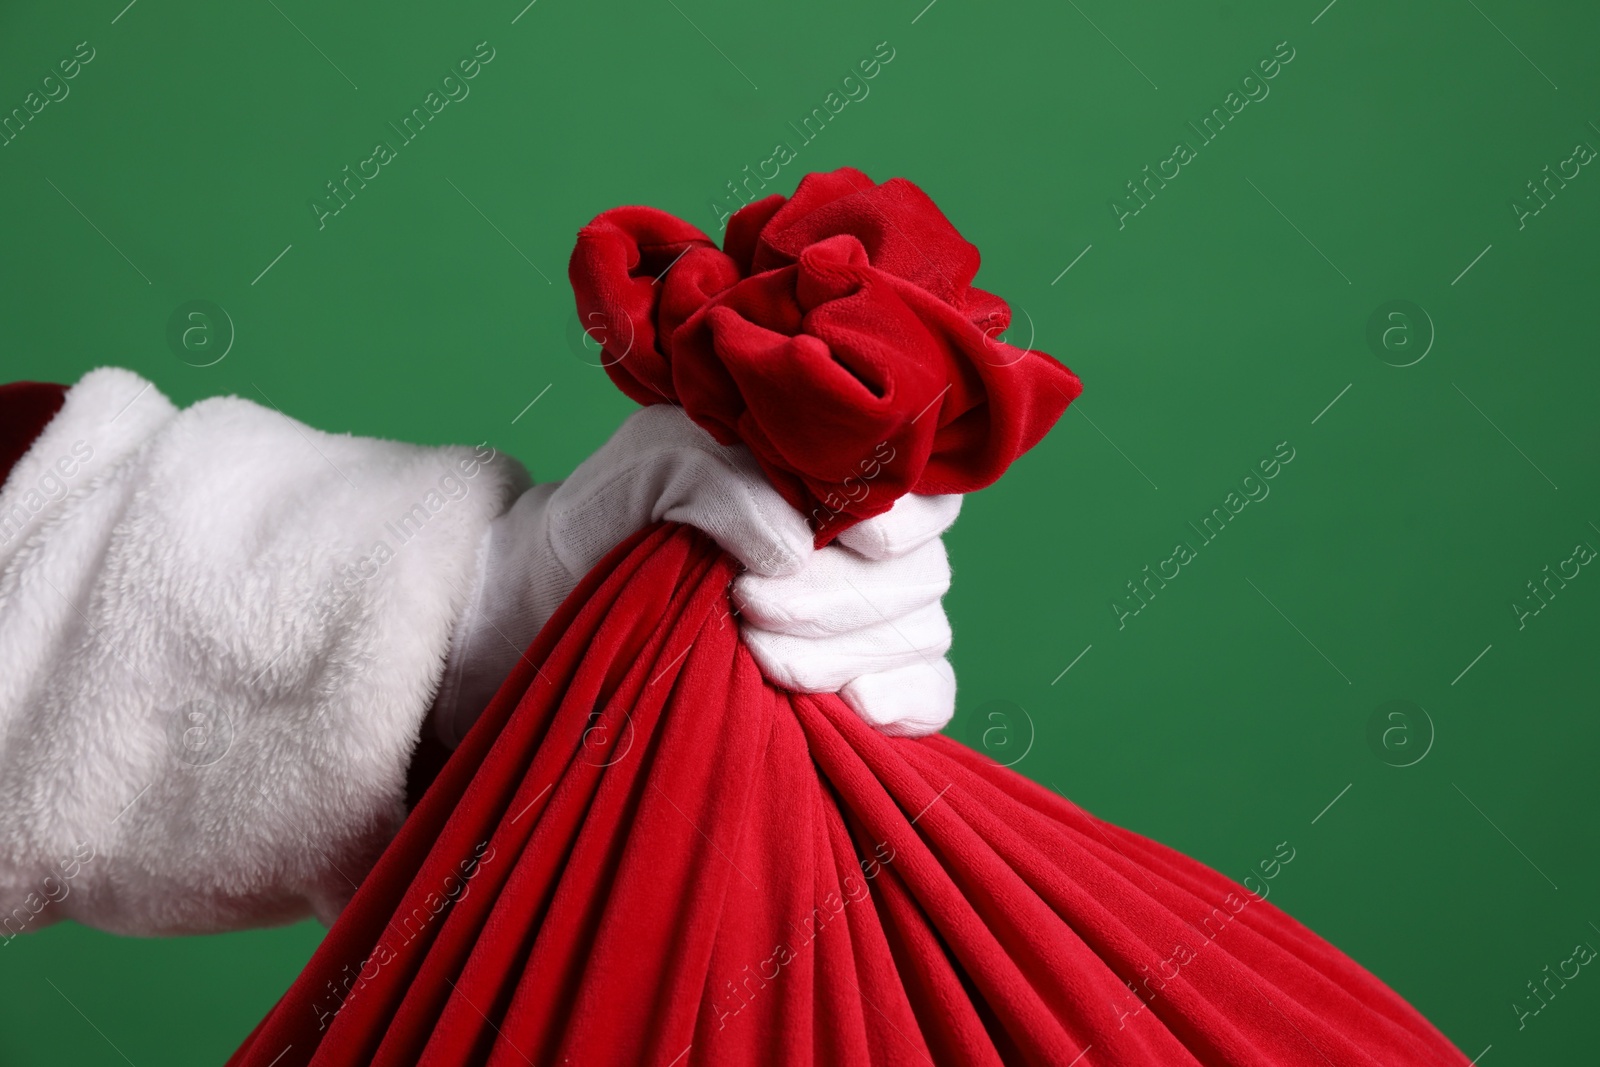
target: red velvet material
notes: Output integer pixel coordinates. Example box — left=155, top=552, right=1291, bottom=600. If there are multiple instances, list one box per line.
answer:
left=230, top=524, right=1468, bottom=1067
left=0, top=381, right=68, bottom=491
left=569, top=169, right=1083, bottom=543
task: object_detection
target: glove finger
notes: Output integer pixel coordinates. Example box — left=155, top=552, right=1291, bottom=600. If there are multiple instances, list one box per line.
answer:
left=733, top=538, right=949, bottom=639
left=840, top=659, right=956, bottom=738
left=834, top=493, right=961, bottom=560
left=740, top=601, right=952, bottom=692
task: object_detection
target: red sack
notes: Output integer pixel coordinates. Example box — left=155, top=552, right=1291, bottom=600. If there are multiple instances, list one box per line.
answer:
left=230, top=171, right=1468, bottom=1066
left=228, top=523, right=1466, bottom=1066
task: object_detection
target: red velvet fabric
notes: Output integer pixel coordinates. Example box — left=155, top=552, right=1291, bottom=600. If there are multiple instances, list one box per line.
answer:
left=229, top=523, right=1468, bottom=1067
left=0, top=381, right=68, bottom=491
left=569, top=168, right=1083, bottom=544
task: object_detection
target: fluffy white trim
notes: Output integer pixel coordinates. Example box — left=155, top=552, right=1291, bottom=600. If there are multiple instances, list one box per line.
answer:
left=0, top=367, right=177, bottom=566
left=0, top=370, right=523, bottom=937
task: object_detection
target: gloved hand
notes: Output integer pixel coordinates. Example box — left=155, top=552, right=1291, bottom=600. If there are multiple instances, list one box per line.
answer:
left=735, top=493, right=961, bottom=738
left=430, top=405, right=961, bottom=745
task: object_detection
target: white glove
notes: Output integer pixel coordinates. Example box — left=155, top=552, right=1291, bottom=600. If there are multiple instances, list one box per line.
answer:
left=736, top=494, right=961, bottom=738
left=431, top=404, right=813, bottom=745
left=430, top=406, right=962, bottom=745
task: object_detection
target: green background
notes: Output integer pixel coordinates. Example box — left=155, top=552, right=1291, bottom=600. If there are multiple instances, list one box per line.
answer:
left=1, top=0, right=1596, bottom=1062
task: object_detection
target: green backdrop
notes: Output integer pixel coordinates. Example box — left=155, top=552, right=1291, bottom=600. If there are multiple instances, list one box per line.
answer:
left=1, top=0, right=1596, bottom=1062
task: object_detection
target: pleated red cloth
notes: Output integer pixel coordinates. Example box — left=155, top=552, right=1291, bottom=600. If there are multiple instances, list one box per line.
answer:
left=229, top=522, right=1468, bottom=1067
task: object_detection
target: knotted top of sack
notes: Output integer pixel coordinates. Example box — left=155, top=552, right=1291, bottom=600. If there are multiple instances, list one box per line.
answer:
left=568, top=167, right=1083, bottom=544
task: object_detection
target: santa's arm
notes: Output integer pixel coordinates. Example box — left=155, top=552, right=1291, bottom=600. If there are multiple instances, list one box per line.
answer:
left=0, top=368, right=530, bottom=935
left=0, top=369, right=959, bottom=939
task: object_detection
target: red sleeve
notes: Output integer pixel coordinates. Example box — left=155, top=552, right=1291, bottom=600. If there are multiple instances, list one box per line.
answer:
left=0, top=381, right=68, bottom=490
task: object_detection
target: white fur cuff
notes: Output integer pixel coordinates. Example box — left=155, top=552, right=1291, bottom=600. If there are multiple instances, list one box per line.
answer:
left=0, top=369, right=523, bottom=937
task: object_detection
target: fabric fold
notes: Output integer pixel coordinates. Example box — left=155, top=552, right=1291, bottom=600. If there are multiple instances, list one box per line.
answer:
left=229, top=523, right=1468, bottom=1067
